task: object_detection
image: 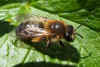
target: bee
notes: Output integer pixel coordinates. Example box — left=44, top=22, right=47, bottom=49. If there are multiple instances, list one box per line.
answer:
left=16, top=16, right=77, bottom=48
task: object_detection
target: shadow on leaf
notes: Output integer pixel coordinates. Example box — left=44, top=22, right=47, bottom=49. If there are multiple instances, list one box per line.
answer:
left=24, top=41, right=80, bottom=63
left=0, top=20, right=14, bottom=37
left=14, top=62, right=76, bottom=67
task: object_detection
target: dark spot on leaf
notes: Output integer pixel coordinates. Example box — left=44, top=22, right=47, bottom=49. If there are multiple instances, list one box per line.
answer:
left=25, top=41, right=80, bottom=63
left=0, top=20, right=14, bottom=37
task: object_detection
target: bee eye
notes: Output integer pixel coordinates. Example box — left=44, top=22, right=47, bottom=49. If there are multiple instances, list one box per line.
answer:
left=64, top=32, right=74, bottom=41
left=66, top=25, right=74, bottom=34
left=65, top=32, right=69, bottom=36
left=64, top=25, right=74, bottom=42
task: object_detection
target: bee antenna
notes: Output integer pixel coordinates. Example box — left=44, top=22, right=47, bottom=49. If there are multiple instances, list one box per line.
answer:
left=75, top=24, right=82, bottom=31
left=74, top=24, right=83, bottom=38
left=75, top=33, right=83, bottom=39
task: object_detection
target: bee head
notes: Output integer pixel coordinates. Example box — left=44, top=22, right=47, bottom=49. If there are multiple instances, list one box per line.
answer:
left=64, top=25, right=75, bottom=42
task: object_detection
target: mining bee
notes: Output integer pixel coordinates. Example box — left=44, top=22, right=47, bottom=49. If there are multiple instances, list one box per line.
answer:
left=16, top=16, right=81, bottom=48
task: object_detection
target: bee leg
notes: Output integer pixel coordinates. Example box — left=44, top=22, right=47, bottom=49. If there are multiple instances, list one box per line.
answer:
left=45, top=40, right=51, bottom=49
left=59, top=40, right=65, bottom=47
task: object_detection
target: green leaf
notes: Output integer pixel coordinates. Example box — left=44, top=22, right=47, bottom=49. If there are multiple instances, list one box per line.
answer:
left=0, top=0, right=26, bottom=6
left=0, top=0, right=100, bottom=67
left=30, top=0, right=100, bottom=32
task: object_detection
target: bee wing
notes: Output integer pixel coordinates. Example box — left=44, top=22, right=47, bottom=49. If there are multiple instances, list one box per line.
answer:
left=31, top=29, right=49, bottom=37
left=25, top=24, right=49, bottom=37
